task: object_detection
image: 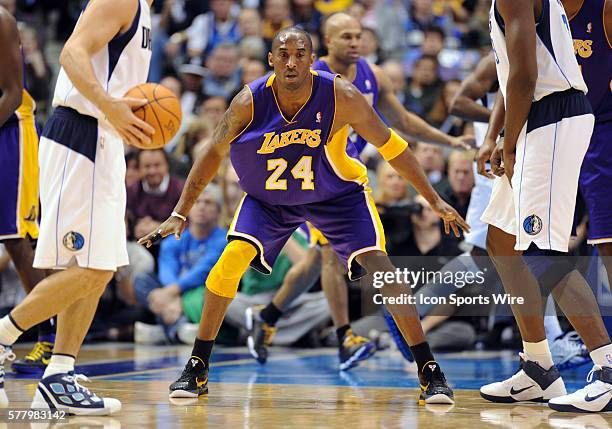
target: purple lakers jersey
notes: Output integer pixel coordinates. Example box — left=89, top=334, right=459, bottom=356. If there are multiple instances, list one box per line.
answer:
left=312, top=58, right=379, bottom=154
left=570, top=0, right=612, bottom=123
left=230, top=70, right=369, bottom=206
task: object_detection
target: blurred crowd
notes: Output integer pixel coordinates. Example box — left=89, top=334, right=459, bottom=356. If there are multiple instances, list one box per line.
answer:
left=0, top=0, right=598, bottom=353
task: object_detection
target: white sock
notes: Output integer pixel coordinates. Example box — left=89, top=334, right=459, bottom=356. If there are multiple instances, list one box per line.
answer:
left=43, top=355, right=75, bottom=378
left=523, top=339, right=554, bottom=370
left=543, top=297, right=563, bottom=342
left=590, top=344, right=612, bottom=368
left=0, top=315, right=23, bottom=346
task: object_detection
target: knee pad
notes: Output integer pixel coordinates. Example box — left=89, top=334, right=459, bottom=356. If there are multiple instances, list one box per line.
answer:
left=206, top=240, right=257, bottom=298
left=524, top=246, right=576, bottom=295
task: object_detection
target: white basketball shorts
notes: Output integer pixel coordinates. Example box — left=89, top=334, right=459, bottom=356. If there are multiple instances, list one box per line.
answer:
left=34, top=106, right=129, bottom=271
left=481, top=89, right=594, bottom=252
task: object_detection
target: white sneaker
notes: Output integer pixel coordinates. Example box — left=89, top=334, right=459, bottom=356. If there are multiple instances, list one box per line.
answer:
left=550, top=331, right=591, bottom=371
left=480, top=353, right=566, bottom=403
left=549, top=365, right=612, bottom=412
left=0, top=345, right=15, bottom=408
left=134, top=322, right=166, bottom=344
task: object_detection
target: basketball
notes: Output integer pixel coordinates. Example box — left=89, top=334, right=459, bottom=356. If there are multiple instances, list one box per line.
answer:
left=124, top=83, right=182, bottom=149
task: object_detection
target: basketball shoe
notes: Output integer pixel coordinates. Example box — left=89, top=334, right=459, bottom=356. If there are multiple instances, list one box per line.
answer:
left=12, top=341, right=53, bottom=374
left=31, top=372, right=121, bottom=415
left=550, top=331, right=591, bottom=371
left=169, top=357, right=208, bottom=398
left=548, top=365, right=612, bottom=412
left=480, top=353, right=566, bottom=403
left=339, top=329, right=376, bottom=371
left=245, top=305, right=277, bottom=364
left=0, top=345, right=15, bottom=407
left=418, top=361, right=454, bottom=404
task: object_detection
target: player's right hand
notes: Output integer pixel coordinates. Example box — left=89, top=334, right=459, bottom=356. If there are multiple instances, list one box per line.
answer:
left=138, top=215, right=185, bottom=248
left=101, top=97, right=155, bottom=147
left=476, top=137, right=496, bottom=179
left=490, top=140, right=505, bottom=177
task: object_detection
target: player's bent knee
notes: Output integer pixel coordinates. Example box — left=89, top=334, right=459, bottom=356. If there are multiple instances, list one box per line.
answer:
left=206, top=240, right=256, bottom=299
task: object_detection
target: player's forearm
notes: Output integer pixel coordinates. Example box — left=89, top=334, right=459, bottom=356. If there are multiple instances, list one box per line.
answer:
left=174, top=144, right=223, bottom=216
left=484, top=92, right=505, bottom=142
left=503, top=73, right=535, bottom=153
left=450, top=95, right=491, bottom=123
left=59, top=43, right=113, bottom=111
left=399, top=111, right=454, bottom=147
left=0, top=88, right=21, bottom=127
left=389, top=149, right=441, bottom=205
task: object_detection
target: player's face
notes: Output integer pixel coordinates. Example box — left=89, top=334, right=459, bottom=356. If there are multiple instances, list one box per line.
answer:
left=328, top=27, right=362, bottom=64
left=269, top=36, right=315, bottom=90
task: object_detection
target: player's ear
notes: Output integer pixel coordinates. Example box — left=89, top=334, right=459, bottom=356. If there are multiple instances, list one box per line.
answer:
left=268, top=52, right=273, bottom=68
left=310, top=53, right=316, bottom=64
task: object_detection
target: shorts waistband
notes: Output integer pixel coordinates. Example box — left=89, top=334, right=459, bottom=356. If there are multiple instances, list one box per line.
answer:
left=527, top=88, right=592, bottom=134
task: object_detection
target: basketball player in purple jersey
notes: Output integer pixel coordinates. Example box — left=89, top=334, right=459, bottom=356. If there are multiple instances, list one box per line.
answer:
left=565, top=0, right=612, bottom=285
left=245, top=13, right=474, bottom=371
left=141, top=27, right=469, bottom=405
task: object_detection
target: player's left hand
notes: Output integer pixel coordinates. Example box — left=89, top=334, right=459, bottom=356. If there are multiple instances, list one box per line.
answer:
left=450, top=135, right=476, bottom=150
left=138, top=215, right=185, bottom=248
left=431, top=198, right=471, bottom=237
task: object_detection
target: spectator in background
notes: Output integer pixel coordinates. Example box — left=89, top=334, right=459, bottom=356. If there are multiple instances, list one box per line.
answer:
left=406, top=0, right=450, bottom=36
left=219, top=163, right=242, bottom=228
left=203, top=43, right=241, bottom=99
left=240, top=59, right=267, bottom=86
left=435, top=150, right=474, bottom=219
left=127, top=150, right=185, bottom=241
left=375, top=162, right=410, bottom=206
left=149, top=0, right=207, bottom=82
left=413, top=142, right=446, bottom=186
left=262, top=0, right=293, bottom=47
left=238, top=8, right=262, bottom=37
left=404, top=25, right=444, bottom=75
left=172, top=117, right=212, bottom=169
left=199, top=95, right=228, bottom=128
left=160, top=75, right=182, bottom=98
left=185, top=0, right=240, bottom=60
left=177, top=63, right=206, bottom=117
left=434, top=79, right=471, bottom=136
left=239, top=36, right=268, bottom=62
left=125, top=151, right=141, bottom=189
left=18, top=24, right=51, bottom=119
left=360, top=27, right=382, bottom=64
left=381, top=60, right=406, bottom=104
left=403, top=55, right=444, bottom=123
left=291, top=0, right=322, bottom=36
left=134, top=185, right=227, bottom=344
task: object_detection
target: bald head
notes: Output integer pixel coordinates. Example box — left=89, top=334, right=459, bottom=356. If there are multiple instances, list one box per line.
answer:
left=271, top=27, right=313, bottom=53
left=323, top=12, right=360, bottom=38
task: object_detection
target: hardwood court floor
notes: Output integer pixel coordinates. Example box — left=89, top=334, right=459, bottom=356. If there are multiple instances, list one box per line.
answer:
left=2, top=344, right=611, bottom=428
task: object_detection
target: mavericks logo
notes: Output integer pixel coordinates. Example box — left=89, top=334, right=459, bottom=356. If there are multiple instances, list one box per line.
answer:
left=63, top=231, right=85, bottom=251
left=257, top=129, right=321, bottom=154
left=523, top=214, right=543, bottom=236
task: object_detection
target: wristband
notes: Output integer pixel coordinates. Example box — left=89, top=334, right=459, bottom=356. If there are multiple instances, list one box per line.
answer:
left=378, top=129, right=408, bottom=161
left=171, top=211, right=187, bottom=222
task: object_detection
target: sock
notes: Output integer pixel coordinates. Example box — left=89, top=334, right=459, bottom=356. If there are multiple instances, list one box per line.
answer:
left=590, top=343, right=612, bottom=368
left=0, top=314, right=24, bottom=346
left=409, top=341, right=435, bottom=373
left=260, top=303, right=283, bottom=326
left=523, top=339, right=554, bottom=369
left=336, top=325, right=351, bottom=343
left=37, top=317, right=56, bottom=344
left=191, top=338, right=215, bottom=368
left=43, top=354, right=75, bottom=378
left=543, top=297, right=563, bottom=342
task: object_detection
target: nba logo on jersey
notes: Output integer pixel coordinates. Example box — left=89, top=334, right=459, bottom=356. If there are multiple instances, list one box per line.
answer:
left=316, top=112, right=321, bottom=123
left=365, top=80, right=371, bottom=90
left=587, top=22, right=592, bottom=33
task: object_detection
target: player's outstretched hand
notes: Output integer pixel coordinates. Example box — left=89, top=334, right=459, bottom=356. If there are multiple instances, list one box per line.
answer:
left=431, top=199, right=471, bottom=238
left=138, top=215, right=185, bottom=248
left=451, top=135, right=476, bottom=150
left=476, top=137, right=496, bottom=179
left=490, top=140, right=505, bottom=177
left=102, top=97, right=155, bottom=147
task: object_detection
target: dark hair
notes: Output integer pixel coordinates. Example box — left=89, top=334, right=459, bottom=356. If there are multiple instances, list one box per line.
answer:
left=271, top=26, right=313, bottom=53
left=125, top=150, right=140, bottom=167
left=137, top=148, right=169, bottom=164
left=423, top=25, right=445, bottom=40
left=415, top=54, right=439, bottom=68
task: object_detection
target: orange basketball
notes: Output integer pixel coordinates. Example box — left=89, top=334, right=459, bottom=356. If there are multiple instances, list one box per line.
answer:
left=124, top=83, right=182, bottom=149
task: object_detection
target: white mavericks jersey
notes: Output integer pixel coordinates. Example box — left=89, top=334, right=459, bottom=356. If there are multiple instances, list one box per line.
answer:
left=53, top=0, right=152, bottom=122
left=489, top=0, right=587, bottom=102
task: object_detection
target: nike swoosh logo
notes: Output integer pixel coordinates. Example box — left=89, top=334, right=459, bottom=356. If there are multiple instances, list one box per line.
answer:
left=196, top=377, right=208, bottom=388
left=41, top=357, right=50, bottom=365
left=510, top=385, right=533, bottom=395
left=585, top=390, right=612, bottom=402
